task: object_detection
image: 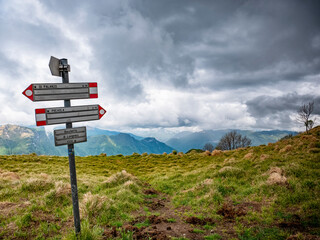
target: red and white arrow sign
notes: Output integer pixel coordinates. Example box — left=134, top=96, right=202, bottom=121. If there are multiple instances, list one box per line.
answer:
left=35, top=104, right=106, bottom=126
left=22, top=84, right=34, bottom=101
left=22, top=82, right=98, bottom=101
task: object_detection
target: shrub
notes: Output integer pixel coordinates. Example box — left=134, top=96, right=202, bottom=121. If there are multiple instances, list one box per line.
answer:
left=186, top=149, right=204, bottom=154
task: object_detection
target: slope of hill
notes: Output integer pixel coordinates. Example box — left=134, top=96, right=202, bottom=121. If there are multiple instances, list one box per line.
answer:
left=0, top=126, right=319, bottom=239
left=166, top=129, right=298, bottom=152
left=0, top=124, right=60, bottom=155
left=73, top=134, right=173, bottom=156
left=0, top=124, right=173, bottom=156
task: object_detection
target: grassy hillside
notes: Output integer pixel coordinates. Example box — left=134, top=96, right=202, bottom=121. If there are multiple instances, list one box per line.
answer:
left=0, top=127, right=319, bottom=239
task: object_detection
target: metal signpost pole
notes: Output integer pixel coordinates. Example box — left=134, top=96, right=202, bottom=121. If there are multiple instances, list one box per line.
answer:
left=60, top=58, right=81, bottom=234
left=23, top=56, right=107, bottom=236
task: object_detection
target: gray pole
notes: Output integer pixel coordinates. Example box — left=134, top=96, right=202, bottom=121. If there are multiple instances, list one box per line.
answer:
left=60, top=58, right=81, bottom=234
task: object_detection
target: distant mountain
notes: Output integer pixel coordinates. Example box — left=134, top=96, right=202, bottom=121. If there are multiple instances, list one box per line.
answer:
left=73, top=134, right=173, bottom=156
left=0, top=124, right=60, bottom=155
left=0, top=124, right=173, bottom=156
left=85, top=127, right=144, bottom=140
left=166, top=129, right=298, bottom=152
left=52, top=126, right=144, bottom=140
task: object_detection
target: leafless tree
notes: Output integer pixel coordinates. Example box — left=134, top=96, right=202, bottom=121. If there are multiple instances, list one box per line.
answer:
left=215, top=130, right=252, bottom=150
left=297, top=101, right=316, bottom=132
left=203, top=143, right=214, bottom=152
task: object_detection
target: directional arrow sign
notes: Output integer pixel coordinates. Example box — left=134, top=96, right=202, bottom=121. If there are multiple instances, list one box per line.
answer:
left=49, top=56, right=61, bottom=76
left=54, top=127, right=87, bottom=146
left=35, top=104, right=106, bottom=126
left=22, top=82, right=98, bottom=101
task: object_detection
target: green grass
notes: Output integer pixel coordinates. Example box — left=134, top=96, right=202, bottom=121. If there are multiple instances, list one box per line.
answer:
left=204, top=234, right=222, bottom=240
left=0, top=127, right=319, bottom=239
left=192, top=228, right=205, bottom=233
left=167, top=218, right=176, bottom=223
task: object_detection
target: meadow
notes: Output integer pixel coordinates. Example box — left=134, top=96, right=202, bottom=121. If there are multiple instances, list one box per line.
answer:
left=0, top=127, right=319, bottom=239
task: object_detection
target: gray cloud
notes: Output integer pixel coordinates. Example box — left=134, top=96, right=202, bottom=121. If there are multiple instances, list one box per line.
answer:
left=0, top=0, right=320, bottom=135
left=246, top=93, right=320, bottom=117
left=246, top=93, right=320, bottom=130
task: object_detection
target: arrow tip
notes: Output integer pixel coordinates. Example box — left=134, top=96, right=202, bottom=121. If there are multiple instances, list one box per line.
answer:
left=22, top=84, right=34, bottom=101
left=98, top=105, right=107, bottom=119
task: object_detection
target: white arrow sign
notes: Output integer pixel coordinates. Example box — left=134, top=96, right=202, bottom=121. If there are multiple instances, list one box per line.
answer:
left=22, top=83, right=98, bottom=101
left=35, top=104, right=106, bottom=126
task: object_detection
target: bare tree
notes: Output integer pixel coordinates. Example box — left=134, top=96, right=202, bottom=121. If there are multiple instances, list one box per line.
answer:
left=216, top=130, right=252, bottom=150
left=297, top=101, right=316, bottom=132
left=203, top=143, right=214, bottom=152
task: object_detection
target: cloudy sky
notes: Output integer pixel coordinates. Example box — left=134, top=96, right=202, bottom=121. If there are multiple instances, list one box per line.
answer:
left=0, top=0, right=319, bottom=140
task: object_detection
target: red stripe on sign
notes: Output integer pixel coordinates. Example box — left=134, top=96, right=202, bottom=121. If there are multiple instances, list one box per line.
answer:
left=89, top=82, right=97, bottom=87
left=22, top=84, right=34, bottom=101
left=90, top=94, right=98, bottom=98
left=35, top=108, right=46, bottom=114
left=98, top=105, right=107, bottom=119
left=36, top=121, right=47, bottom=126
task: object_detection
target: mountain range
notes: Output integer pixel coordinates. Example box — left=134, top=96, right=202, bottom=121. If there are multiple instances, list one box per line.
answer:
left=165, top=129, right=298, bottom=153
left=0, top=125, right=173, bottom=156
left=0, top=124, right=297, bottom=156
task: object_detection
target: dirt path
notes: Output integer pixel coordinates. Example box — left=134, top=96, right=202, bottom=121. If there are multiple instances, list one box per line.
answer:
left=103, top=184, right=320, bottom=239
left=104, top=186, right=216, bottom=239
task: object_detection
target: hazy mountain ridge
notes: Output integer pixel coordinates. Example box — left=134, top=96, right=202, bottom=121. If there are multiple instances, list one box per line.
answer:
left=0, top=125, right=173, bottom=156
left=0, top=125, right=60, bottom=155
left=166, top=129, right=298, bottom=152
left=0, top=124, right=298, bottom=155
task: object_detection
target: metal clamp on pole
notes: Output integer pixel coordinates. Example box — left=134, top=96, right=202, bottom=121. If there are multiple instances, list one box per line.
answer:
left=59, top=63, right=71, bottom=72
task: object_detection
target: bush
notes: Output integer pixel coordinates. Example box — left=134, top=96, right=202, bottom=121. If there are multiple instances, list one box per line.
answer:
left=186, top=149, right=204, bottom=154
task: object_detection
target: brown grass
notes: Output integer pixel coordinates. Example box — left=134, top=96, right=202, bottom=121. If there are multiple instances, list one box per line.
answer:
left=0, top=169, right=20, bottom=181
left=80, top=192, right=111, bottom=218
left=280, top=145, right=293, bottom=153
left=178, top=152, right=184, bottom=156
left=244, top=152, right=254, bottom=160
left=203, top=150, right=211, bottom=156
left=54, top=181, right=71, bottom=197
left=224, top=157, right=236, bottom=164
left=104, top=170, right=139, bottom=185
left=260, top=154, right=269, bottom=161
left=265, top=167, right=287, bottom=185
left=219, top=166, right=240, bottom=173
left=212, top=149, right=222, bottom=156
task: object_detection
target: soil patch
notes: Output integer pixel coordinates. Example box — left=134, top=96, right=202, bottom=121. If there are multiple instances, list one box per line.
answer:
left=118, top=187, right=208, bottom=239
left=278, top=214, right=304, bottom=231
left=217, top=202, right=247, bottom=219
left=143, top=188, right=159, bottom=195
left=186, top=216, right=215, bottom=226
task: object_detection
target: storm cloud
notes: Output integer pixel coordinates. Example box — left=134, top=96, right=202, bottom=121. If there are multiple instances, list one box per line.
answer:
left=0, top=0, right=319, bottom=138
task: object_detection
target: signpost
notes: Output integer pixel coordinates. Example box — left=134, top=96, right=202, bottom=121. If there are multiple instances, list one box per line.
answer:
left=22, top=56, right=107, bottom=235
left=54, top=127, right=87, bottom=146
